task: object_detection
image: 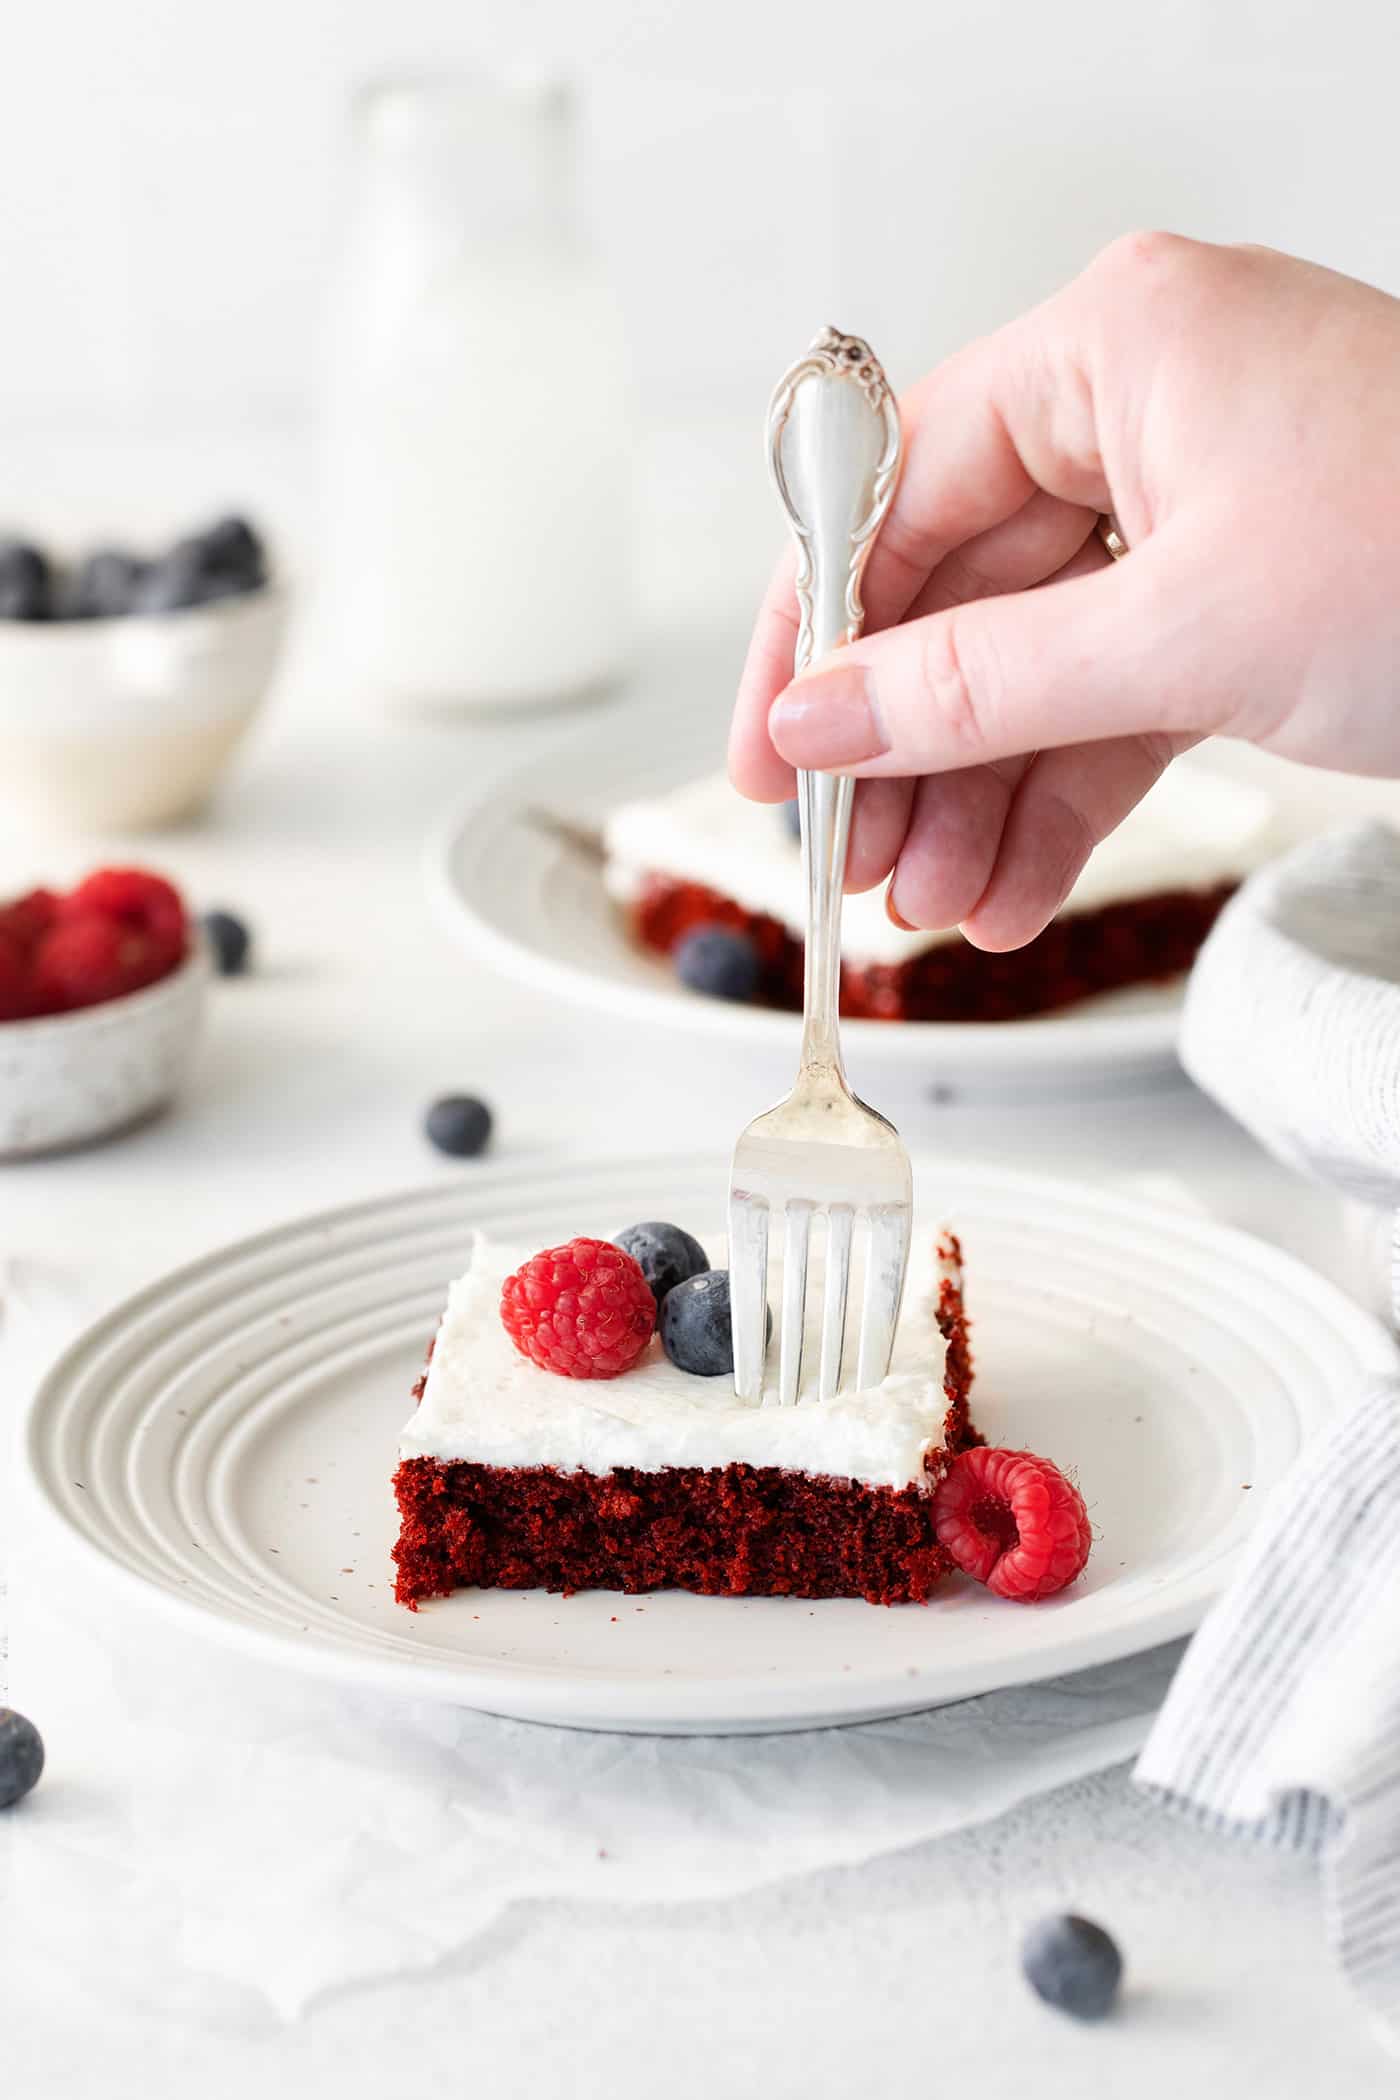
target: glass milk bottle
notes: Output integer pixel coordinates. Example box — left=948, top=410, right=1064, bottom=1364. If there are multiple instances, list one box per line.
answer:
left=320, top=75, right=633, bottom=711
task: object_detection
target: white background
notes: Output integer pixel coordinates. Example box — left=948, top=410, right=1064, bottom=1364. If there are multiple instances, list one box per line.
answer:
left=5, top=0, right=1400, bottom=616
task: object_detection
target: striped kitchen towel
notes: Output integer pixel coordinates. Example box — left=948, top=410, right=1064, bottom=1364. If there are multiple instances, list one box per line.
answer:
left=1136, top=818, right=1400, bottom=2052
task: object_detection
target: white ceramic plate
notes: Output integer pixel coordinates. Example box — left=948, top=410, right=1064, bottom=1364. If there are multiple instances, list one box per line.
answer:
left=27, top=1156, right=1395, bottom=1734
left=429, top=721, right=1211, bottom=1094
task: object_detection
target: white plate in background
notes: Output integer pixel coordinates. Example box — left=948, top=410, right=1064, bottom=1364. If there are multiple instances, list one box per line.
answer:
left=427, top=718, right=1272, bottom=1094
left=26, top=1155, right=1394, bottom=1734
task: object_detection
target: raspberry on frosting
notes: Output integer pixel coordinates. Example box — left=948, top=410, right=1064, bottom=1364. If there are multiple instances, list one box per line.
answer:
left=932, top=1446, right=1091, bottom=1601
left=500, top=1237, right=656, bottom=1379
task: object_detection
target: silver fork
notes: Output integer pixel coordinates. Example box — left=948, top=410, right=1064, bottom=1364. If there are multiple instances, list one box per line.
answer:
left=728, top=326, right=912, bottom=1406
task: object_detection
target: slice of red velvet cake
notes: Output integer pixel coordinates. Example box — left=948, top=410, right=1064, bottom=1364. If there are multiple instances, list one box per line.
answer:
left=603, top=765, right=1278, bottom=1022
left=392, top=1227, right=1090, bottom=1610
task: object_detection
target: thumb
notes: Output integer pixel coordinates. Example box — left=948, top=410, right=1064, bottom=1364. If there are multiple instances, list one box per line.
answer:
left=766, top=544, right=1222, bottom=776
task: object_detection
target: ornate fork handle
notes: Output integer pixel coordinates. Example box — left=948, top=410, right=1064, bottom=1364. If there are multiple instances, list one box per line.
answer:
left=767, top=328, right=902, bottom=1091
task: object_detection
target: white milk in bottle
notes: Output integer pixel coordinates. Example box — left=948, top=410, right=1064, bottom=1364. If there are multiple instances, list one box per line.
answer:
left=320, top=75, right=633, bottom=711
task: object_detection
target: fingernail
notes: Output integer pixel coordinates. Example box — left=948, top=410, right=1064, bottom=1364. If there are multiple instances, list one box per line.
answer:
left=768, top=663, right=888, bottom=768
left=886, top=890, right=916, bottom=932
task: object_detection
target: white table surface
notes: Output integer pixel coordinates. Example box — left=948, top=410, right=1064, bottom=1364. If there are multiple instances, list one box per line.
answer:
left=3, top=628, right=1395, bottom=2096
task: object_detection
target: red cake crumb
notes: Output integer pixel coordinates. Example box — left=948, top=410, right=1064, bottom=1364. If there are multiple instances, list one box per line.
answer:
left=628, top=872, right=1235, bottom=1022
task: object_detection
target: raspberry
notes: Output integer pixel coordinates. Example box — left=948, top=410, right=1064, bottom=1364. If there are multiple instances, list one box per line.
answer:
left=0, top=930, right=35, bottom=1021
left=33, top=914, right=175, bottom=1012
left=0, top=887, right=58, bottom=954
left=501, top=1238, right=656, bottom=1379
left=932, top=1447, right=1091, bottom=1602
left=62, top=867, right=187, bottom=963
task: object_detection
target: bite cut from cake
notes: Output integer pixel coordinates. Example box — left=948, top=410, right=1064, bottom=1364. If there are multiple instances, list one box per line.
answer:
left=392, top=1225, right=1089, bottom=1610
left=603, top=764, right=1278, bottom=1022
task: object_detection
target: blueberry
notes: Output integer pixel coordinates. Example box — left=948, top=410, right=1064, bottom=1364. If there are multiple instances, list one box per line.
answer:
left=134, top=542, right=238, bottom=614
left=780, top=798, right=802, bottom=843
left=425, top=1094, right=493, bottom=1158
left=1021, top=1914, right=1123, bottom=2021
left=63, top=547, right=148, bottom=620
left=135, top=514, right=266, bottom=614
left=673, top=925, right=760, bottom=1003
left=613, top=1221, right=709, bottom=1306
left=659, top=1269, right=770, bottom=1377
left=196, top=515, right=265, bottom=583
left=201, top=909, right=252, bottom=976
left=0, top=539, right=51, bottom=620
left=0, top=1708, right=44, bottom=1809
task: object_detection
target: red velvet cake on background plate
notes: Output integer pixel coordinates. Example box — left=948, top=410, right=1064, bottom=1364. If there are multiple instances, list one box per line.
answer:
left=392, top=1226, right=1091, bottom=1612
left=603, top=763, right=1277, bottom=1022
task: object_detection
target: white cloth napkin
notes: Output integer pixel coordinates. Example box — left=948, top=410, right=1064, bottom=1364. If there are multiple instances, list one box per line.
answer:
left=0, top=1254, right=1175, bottom=2024
left=1180, top=820, right=1400, bottom=1214
left=1140, top=819, right=1400, bottom=2052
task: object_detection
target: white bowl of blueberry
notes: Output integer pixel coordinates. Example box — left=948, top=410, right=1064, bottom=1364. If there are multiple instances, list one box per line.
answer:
left=0, top=515, right=286, bottom=834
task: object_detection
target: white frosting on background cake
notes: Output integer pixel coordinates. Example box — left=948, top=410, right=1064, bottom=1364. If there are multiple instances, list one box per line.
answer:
left=400, top=1234, right=951, bottom=1491
left=603, top=764, right=1280, bottom=968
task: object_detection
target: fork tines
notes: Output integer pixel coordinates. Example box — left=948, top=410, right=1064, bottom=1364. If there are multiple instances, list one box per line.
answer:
left=729, top=1178, right=912, bottom=1407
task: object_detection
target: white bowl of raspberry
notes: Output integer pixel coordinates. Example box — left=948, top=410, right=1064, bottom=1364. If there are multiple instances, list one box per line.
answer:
left=0, top=517, right=286, bottom=836
left=0, top=868, right=210, bottom=1157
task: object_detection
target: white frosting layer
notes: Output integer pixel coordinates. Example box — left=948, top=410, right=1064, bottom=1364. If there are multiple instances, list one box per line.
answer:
left=603, top=764, right=1279, bottom=967
left=400, top=1235, right=950, bottom=1491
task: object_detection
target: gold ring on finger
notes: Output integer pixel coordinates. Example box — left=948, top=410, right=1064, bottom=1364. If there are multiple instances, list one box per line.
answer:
left=1097, top=512, right=1129, bottom=560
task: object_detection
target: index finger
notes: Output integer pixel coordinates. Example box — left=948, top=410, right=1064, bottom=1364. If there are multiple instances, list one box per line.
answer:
left=728, top=544, right=804, bottom=801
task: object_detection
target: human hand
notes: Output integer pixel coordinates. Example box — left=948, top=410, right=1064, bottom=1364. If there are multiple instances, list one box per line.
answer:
left=729, top=235, right=1400, bottom=948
